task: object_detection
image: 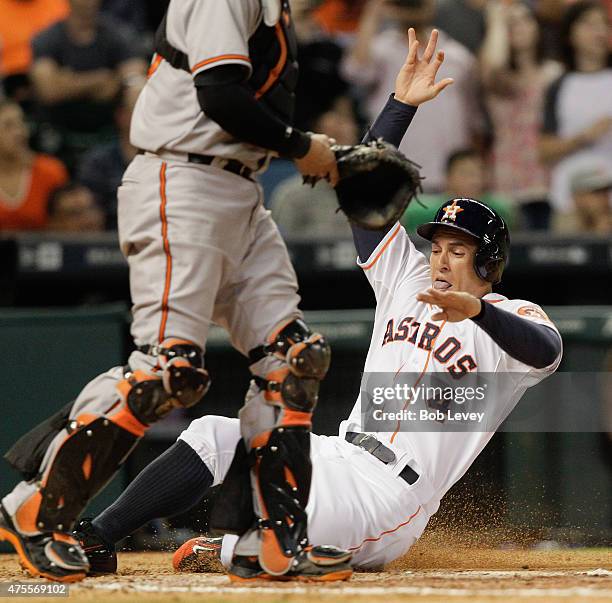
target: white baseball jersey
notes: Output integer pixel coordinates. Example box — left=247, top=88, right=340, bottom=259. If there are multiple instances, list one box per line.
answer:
left=177, top=222, right=561, bottom=569
left=339, top=222, right=562, bottom=504
left=130, top=0, right=270, bottom=169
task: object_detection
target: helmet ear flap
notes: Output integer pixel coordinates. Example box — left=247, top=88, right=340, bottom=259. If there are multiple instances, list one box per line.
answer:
left=475, top=244, right=504, bottom=284
left=475, top=258, right=504, bottom=284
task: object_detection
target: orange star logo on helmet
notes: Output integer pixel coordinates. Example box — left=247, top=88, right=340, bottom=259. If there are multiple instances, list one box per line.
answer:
left=441, top=199, right=465, bottom=222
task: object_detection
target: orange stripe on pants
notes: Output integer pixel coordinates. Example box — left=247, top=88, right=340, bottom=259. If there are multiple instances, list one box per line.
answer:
left=348, top=506, right=422, bottom=551
left=158, top=162, right=172, bottom=343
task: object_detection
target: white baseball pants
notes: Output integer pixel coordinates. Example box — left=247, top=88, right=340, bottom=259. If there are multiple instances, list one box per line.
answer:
left=179, top=416, right=433, bottom=569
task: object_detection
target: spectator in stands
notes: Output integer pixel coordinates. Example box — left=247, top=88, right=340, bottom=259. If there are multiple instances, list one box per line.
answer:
left=539, top=1, right=612, bottom=218
left=553, top=164, right=612, bottom=233
left=30, top=0, right=147, bottom=172
left=312, top=0, right=368, bottom=42
left=289, top=0, right=352, bottom=129
left=271, top=95, right=358, bottom=239
left=0, top=100, right=68, bottom=231
left=101, top=0, right=147, bottom=34
left=342, top=0, right=485, bottom=193
left=481, top=0, right=563, bottom=230
left=434, top=0, right=487, bottom=54
left=533, top=0, right=569, bottom=61
left=77, top=85, right=140, bottom=229
left=0, top=0, right=69, bottom=101
left=260, top=1, right=350, bottom=201
left=401, top=148, right=515, bottom=231
left=46, top=184, right=104, bottom=232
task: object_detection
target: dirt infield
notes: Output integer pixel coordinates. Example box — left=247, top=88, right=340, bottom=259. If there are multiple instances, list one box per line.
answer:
left=1, top=544, right=610, bottom=602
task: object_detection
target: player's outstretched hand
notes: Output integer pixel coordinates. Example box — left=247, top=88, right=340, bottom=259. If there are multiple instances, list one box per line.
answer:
left=295, top=134, right=340, bottom=187
left=416, top=288, right=482, bottom=322
left=395, top=28, right=454, bottom=107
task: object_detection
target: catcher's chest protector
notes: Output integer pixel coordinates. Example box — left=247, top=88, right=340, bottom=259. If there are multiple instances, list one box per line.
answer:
left=247, top=0, right=299, bottom=124
left=154, top=1, right=298, bottom=125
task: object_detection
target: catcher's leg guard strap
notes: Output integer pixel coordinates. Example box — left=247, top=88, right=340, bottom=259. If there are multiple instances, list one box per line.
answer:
left=248, top=318, right=331, bottom=419
left=249, top=318, right=331, bottom=382
left=122, top=339, right=210, bottom=424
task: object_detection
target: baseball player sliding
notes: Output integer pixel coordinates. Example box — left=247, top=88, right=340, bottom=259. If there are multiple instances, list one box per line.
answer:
left=1, top=0, right=350, bottom=582
left=72, top=29, right=562, bottom=579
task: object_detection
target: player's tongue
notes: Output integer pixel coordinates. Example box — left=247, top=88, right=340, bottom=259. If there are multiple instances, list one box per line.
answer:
left=433, top=279, right=451, bottom=290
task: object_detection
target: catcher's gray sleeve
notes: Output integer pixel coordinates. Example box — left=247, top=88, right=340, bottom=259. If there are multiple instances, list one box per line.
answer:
left=352, top=95, right=418, bottom=261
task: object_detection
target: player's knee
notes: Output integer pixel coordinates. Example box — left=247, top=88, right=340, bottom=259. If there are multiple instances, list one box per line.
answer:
left=264, top=318, right=331, bottom=379
left=248, top=319, right=330, bottom=414
left=158, top=338, right=211, bottom=406
left=179, top=415, right=240, bottom=449
left=118, top=339, right=210, bottom=425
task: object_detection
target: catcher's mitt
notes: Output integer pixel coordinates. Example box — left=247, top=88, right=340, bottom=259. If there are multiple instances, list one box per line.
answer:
left=332, top=139, right=422, bottom=231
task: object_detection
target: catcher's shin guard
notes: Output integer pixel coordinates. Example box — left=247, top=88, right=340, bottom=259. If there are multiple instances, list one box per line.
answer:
left=120, top=339, right=211, bottom=424
left=6, top=414, right=140, bottom=535
left=236, top=319, right=332, bottom=576
left=4, top=340, right=210, bottom=537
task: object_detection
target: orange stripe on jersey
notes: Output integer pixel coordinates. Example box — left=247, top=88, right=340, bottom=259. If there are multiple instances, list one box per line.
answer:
left=191, top=54, right=251, bottom=74
left=390, top=319, right=447, bottom=444
left=147, top=53, right=163, bottom=78
left=361, top=223, right=402, bottom=271
left=255, top=23, right=288, bottom=99
left=158, top=163, right=173, bottom=343
left=348, top=506, right=422, bottom=551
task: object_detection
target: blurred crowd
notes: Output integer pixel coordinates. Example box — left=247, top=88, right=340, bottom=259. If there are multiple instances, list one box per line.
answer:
left=0, top=0, right=610, bottom=237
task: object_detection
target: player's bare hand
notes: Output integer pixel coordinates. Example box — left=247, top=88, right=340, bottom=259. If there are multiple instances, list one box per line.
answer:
left=295, top=134, right=339, bottom=187
left=416, top=288, right=482, bottom=322
left=394, top=28, right=454, bottom=107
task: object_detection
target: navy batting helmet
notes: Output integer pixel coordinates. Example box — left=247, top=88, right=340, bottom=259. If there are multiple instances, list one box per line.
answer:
left=416, top=198, right=510, bottom=284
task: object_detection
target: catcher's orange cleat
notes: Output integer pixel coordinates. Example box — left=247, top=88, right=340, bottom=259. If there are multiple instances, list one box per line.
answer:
left=0, top=505, right=88, bottom=583
left=172, top=535, right=224, bottom=573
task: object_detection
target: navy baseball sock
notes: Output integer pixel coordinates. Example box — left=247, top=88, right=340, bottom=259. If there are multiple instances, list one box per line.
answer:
left=92, top=440, right=213, bottom=544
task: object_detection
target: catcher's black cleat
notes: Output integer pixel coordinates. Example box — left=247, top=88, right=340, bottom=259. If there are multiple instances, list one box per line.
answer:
left=172, top=535, right=224, bottom=573
left=0, top=505, right=89, bottom=582
left=228, top=545, right=353, bottom=583
left=73, top=518, right=117, bottom=575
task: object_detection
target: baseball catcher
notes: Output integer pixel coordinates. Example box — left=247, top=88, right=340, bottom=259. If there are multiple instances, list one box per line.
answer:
left=1, top=0, right=348, bottom=582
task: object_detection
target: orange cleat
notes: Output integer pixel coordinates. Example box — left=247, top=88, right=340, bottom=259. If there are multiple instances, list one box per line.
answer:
left=0, top=505, right=88, bottom=583
left=172, top=535, right=224, bottom=573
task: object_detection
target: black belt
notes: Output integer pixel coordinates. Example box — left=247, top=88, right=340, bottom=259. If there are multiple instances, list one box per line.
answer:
left=186, top=153, right=253, bottom=180
left=137, top=150, right=253, bottom=180
left=345, top=432, right=419, bottom=486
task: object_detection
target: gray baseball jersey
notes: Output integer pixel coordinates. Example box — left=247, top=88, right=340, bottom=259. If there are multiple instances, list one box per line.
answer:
left=130, top=0, right=270, bottom=169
